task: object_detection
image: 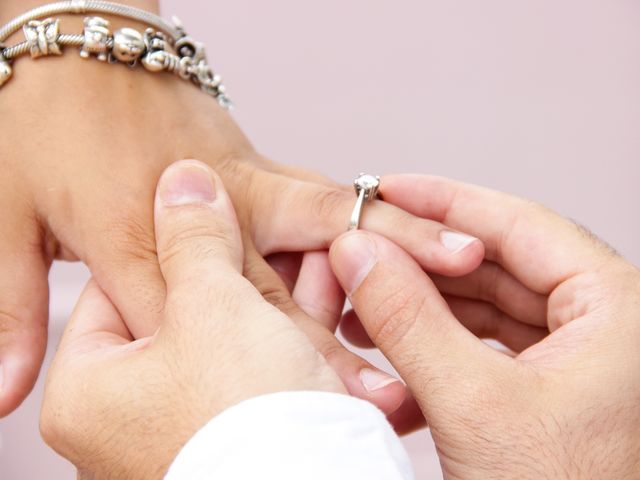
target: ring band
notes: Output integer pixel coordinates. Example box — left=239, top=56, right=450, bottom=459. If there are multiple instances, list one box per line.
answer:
left=349, top=173, right=380, bottom=230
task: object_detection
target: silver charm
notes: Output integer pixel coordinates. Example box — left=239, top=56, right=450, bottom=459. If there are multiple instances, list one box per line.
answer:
left=141, top=28, right=188, bottom=77
left=112, top=28, right=146, bottom=63
left=175, top=36, right=206, bottom=63
left=349, top=174, right=380, bottom=230
left=143, top=28, right=168, bottom=54
left=139, top=27, right=231, bottom=106
left=176, top=56, right=194, bottom=79
left=0, top=60, right=12, bottom=87
left=194, top=62, right=219, bottom=88
left=141, top=49, right=192, bottom=79
left=141, top=49, right=168, bottom=72
left=171, top=15, right=186, bottom=38
left=79, top=16, right=111, bottom=61
left=216, top=94, right=233, bottom=109
left=0, top=48, right=11, bottom=87
left=141, top=28, right=169, bottom=71
left=23, top=18, right=62, bottom=58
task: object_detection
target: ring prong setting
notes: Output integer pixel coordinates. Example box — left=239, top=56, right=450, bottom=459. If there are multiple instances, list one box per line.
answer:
left=349, top=173, right=380, bottom=230
left=353, top=173, right=380, bottom=201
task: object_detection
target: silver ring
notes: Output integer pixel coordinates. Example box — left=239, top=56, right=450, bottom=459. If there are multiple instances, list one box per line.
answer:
left=349, top=173, right=380, bottom=230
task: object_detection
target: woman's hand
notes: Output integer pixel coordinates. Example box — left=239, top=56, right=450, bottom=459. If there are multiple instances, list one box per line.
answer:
left=0, top=16, right=484, bottom=415
left=330, top=175, right=640, bottom=479
left=40, top=161, right=346, bottom=479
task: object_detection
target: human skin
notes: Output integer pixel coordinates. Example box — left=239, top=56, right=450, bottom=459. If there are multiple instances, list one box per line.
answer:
left=330, top=175, right=640, bottom=479
left=0, top=0, right=484, bottom=416
left=40, top=160, right=347, bottom=480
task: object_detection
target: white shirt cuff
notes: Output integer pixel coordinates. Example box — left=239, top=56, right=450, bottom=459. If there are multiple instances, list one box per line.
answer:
left=165, top=391, right=414, bottom=480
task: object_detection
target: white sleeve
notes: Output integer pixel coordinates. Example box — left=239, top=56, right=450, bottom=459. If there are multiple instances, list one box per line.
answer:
left=165, top=391, right=414, bottom=480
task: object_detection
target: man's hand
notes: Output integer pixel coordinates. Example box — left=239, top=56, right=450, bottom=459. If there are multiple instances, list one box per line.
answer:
left=0, top=13, right=484, bottom=415
left=330, top=175, right=640, bottom=479
left=40, top=160, right=346, bottom=479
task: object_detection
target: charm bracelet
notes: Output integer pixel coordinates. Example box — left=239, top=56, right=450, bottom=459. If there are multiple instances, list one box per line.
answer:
left=0, top=0, right=231, bottom=108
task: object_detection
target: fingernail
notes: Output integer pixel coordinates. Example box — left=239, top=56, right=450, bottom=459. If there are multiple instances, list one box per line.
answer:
left=360, top=368, right=401, bottom=392
left=440, top=231, right=477, bottom=254
left=333, top=233, right=377, bottom=295
left=160, top=162, right=216, bottom=206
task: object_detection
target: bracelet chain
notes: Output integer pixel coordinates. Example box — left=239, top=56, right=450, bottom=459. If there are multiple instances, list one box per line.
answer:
left=0, top=1, right=231, bottom=109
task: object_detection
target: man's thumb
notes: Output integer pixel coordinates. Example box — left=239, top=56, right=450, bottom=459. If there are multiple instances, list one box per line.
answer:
left=330, top=231, right=505, bottom=411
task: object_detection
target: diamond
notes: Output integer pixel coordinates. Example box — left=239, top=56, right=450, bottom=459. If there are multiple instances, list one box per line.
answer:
left=354, top=173, right=380, bottom=200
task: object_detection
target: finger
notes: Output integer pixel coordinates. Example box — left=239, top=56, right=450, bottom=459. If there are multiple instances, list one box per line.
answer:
left=265, top=252, right=303, bottom=292
left=41, top=279, right=141, bottom=462
left=57, top=279, right=133, bottom=353
left=83, top=230, right=165, bottom=339
left=341, top=299, right=548, bottom=354
left=380, top=175, right=616, bottom=293
left=292, top=251, right=345, bottom=332
left=330, top=230, right=508, bottom=409
left=0, top=201, right=50, bottom=418
left=46, top=160, right=167, bottom=339
left=258, top=156, right=340, bottom=188
left=154, top=160, right=243, bottom=294
left=244, top=246, right=406, bottom=415
left=445, top=296, right=549, bottom=353
left=251, top=173, right=484, bottom=277
left=431, top=261, right=548, bottom=327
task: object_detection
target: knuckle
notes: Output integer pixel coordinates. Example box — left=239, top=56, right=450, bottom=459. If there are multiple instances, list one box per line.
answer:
left=167, top=279, right=247, bottom=323
left=296, top=298, right=336, bottom=326
left=368, top=282, right=425, bottom=352
left=0, top=309, right=47, bottom=360
left=160, top=219, right=235, bottom=267
left=309, top=187, right=351, bottom=220
left=244, top=257, right=297, bottom=315
left=105, top=216, right=157, bottom=263
left=219, top=160, right=256, bottom=219
left=315, top=335, right=347, bottom=364
left=388, top=208, right=417, bottom=235
left=491, top=198, right=540, bottom=263
left=243, top=169, right=279, bottom=248
left=260, top=285, right=297, bottom=316
left=0, top=310, right=20, bottom=339
left=241, top=167, right=268, bottom=231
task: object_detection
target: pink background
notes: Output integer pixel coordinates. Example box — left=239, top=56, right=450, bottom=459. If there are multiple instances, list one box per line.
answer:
left=2, top=1, right=639, bottom=478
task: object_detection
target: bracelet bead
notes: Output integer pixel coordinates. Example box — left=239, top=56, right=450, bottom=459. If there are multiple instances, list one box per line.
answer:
left=24, top=19, right=63, bottom=58
left=0, top=59, right=11, bottom=87
left=80, top=16, right=110, bottom=61
left=112, top=27, right=145, bottom=63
